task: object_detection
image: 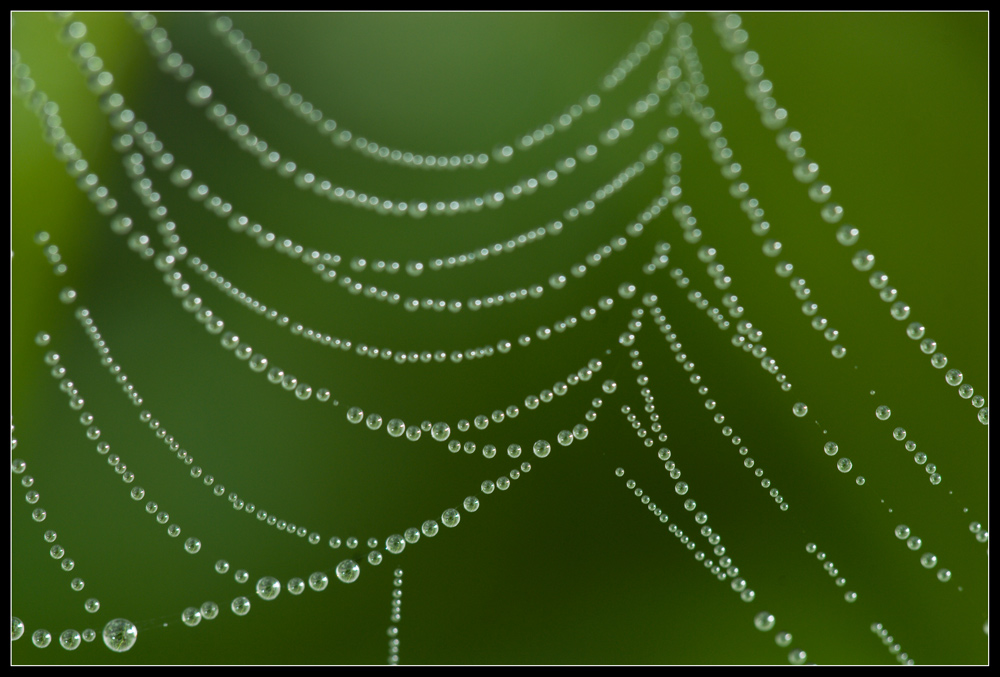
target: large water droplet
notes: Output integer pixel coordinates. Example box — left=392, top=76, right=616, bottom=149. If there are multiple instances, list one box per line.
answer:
left=102, top=619, right=137, bottom=652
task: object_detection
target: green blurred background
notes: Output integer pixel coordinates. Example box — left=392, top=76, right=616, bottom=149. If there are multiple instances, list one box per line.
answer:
left=11, top=12, right=988, bottom=665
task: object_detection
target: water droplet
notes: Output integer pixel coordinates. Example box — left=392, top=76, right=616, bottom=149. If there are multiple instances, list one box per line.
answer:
left=102, top=619, right=137, bottom=651
left=788, top=648, right=808, bottom=664
left=32, top=629, right=51, bottom=648
left=231, top=596, right=251, bottom=616
left=387, top=419, right=405, bottom=437
left=754, top=611, right=775, bottom=631
left=256, top=576, right=281, bottom=600
left=335, top=561, right=359, bottom=584
left=311, top=571, right=332, bottom=589
left=836, top=225, right=860, bottom=246
left=180, top=607, right=202, bottom=627
left=442, top=508, right=461, bottom=527
left=852, top=250, right=875, bottom=271
left=58, top=629, right=81, bottom=650
left=386, top=534, right=405, bottom=554
left=431, top=422, right=451, bottom=441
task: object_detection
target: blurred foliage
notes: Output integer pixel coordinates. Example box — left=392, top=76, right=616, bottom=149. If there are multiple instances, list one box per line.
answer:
left=12, top=12, right=987, bottom=665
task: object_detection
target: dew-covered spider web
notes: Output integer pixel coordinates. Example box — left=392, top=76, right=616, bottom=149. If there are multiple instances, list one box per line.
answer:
left=11, top=12, right=989, bottom=665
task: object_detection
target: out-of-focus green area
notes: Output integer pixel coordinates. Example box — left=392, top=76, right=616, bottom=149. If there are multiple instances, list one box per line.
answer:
left=12, top=12, right=987, bottom=665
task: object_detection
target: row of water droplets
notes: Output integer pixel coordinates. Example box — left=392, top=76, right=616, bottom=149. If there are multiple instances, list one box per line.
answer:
left=18, top=203, right=616, bottom=653
left=196, top=12, right=671, bottom=172
left=16, top=250, right=612, bottom=649
left=128, top=11, right=678, bottom=217
left=715, top=12, right=986, bottom=427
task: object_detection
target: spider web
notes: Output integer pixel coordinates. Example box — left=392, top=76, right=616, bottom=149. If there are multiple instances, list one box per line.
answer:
left=10, top=12, right=988, bottom=665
